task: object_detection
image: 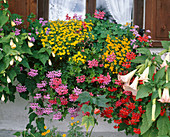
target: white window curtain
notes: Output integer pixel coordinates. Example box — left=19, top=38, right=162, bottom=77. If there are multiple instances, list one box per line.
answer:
left=49, top=0, right=86, bottom=21
left=105, top=0, right=133, bottom=25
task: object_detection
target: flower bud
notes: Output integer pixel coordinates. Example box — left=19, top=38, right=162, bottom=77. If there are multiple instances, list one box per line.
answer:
left=28, top=36, right=31, bottom=41
left=11, top=21, right=16, bottom=27
left=7, top=76, right=11, bottom=83
left=52, top=52, right=55, bottom=57
left=1, top=94, right=5, bottom=101
left=10, top=39, right=16, bottom=49
left=15, top=38, right=18, bottom=42
left=28, top=41, right=34, bottom=48
left=10, top=58, right=14, bottom=66
left=152, top=99, right=156, bottom=121
left=48, top=59, right=52, bottom=66
left=17, top=56, right=22, bottom=62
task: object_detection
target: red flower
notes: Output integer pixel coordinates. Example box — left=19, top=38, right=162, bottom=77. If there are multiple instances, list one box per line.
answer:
left=114, top=119, right=122, bottom=125
left=48, top=99, right=57, bottom=104
left=160, top=107, right=166, bottom=116
left=119, top=107, right=130, bottom=118
left=122, top=62, right=131, bottom=68
left=126, top=52, right=136, bottom=60
left=125, top=102, right=135, bottom=110
left=152, top=73, right=156, bottom=81
left=102, top=107, right=113, bottom=118
left=94, top=109, right=100, bottom=114
left=133, top=128, right=141, bottom=134
left=82, top=111, right=90, bottom=116
left=108, top=87, right=117, bottom=92
left=113, top=125, right=119, bottom=129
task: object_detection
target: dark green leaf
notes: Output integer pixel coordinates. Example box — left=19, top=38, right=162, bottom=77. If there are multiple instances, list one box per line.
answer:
left=136, top=85, right=152, bottom=99
left=81, top=104, right=92, bottom=113
left=157, top=116, right=170, bottom=136
left=29, top=113, right=37, bottom=124
left=149, top=65, right=156, bottom=79
left=25, top=78, right=36, bottom=93
left=93, top=95, right=109, bottom=107
left=13, top=132, right=21, bottom=136
left=154, top=67, right=165, bottom=83
left=36, top=117, right=46, bottom=132
left=137, top=48, right=151, bottom=57
left=76, top=91, right=91, bottom=103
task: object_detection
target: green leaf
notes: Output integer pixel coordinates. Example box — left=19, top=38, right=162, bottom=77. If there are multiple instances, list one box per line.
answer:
left=21, top=43, right=33, bottom=55
left=29, top=113, right=37, bottom=124
left=157, top=116, right=170, bottom=136
left=164, top=82, right=170, bottom=88
left=17, top=73, right=27, bottom=85
left=154, top=67, right=165, bottom=83
left=36, top=117, right=46, bottom=132
left=136, top=85, right=152, bottom=99
left=38, top=53, right=49, bottom=66
left=20, top=58, right=30, bottom=68
left=137, top=48, right=151, bottom=57
left=13, top=131, right=21, bottom=136
left=161, top=41, right=170, bottom=50
left=81, top=104, right=92, bottom=113
left=81, top=116, right=94, bottom=132
left=76, top=91, right=91, bottom=103
left=93, top=95, right=109, bottom=107
left=131, top=56, right=147, bottom=64
left=25, top=78, right=36, bottom=93
left=142, top=127, right=158, bottom=137
left=7, top=69, right=16, bottom=82
left=0, top=51, right=3, bottom=60
left=141, top=102, right=161, bottom=135
left=0, top=13, right=9, bottom=27
left=149, top=65, right=156, bottom=79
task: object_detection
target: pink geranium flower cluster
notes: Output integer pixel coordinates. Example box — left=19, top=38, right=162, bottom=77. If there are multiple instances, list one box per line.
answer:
left=88, top=59, right=99, bottom=68
left=91, top=72, right=111, bottom=85
left=76, top=75, right=86, bottom=83
left=106, top=53, right=116, bottom=62
left=28, top=69, right=38, bottom=77
left=16, top=84, right=27, bottom=93
left=55, top=84, right=68, bottom=95
left=94, top=10, right=105, bottom=19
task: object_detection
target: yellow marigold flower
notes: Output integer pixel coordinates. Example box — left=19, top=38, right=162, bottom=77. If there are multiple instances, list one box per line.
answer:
left=77, top=121, right=79, bottom=123
left=71, top=117, right=74, bottom=120
left=71, top=123, right=74, bottom=126
left=46, top=129, right=50, bottom=133
left=44, top=126, right=47, bottom=129
left=62, top=134, right=66, bottom=137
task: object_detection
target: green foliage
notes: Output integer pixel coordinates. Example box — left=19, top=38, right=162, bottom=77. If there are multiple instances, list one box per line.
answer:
left=81, top=116, right=95, bottom=132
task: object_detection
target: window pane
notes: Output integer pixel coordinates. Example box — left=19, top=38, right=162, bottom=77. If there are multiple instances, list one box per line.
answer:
left=49, top=0, right=86, bottom=21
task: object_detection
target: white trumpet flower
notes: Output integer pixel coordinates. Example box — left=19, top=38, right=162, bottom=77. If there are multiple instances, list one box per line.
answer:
left=158, top=87, right=170, bottom=103
left=161, top=52, right=170, bottom=70
left=28, top=41, right=34, bottom=48
left=28, top=36, right=31, bottom=41
left=118, top=69, right=137, bottom=84
left=139, top=66, right=150, bottom=83
left=10, top=39, right=16, bottom=49
left=123, top=76, right=139, bottom=96
left=17, top=56, right=22, bottom=62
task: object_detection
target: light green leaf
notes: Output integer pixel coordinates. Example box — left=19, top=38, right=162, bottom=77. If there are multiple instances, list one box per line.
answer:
left=13, top=131, right=21, bottom=136
left=161, top=41, right=170, bottom=50
left=164, top=82, right=170, bottom=88
left=149, top=65, right=156, bottom=79
left=81, top=116, right=94, bottom=132
left=0, top=13, right=8, bottom=27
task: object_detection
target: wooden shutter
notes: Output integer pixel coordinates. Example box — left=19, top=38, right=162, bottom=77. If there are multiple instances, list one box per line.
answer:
left=86, top=0, right=96, bottom=16
left=8, top=0, right=37, bottom=26
left=145, top=0, right=170, bottom=47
